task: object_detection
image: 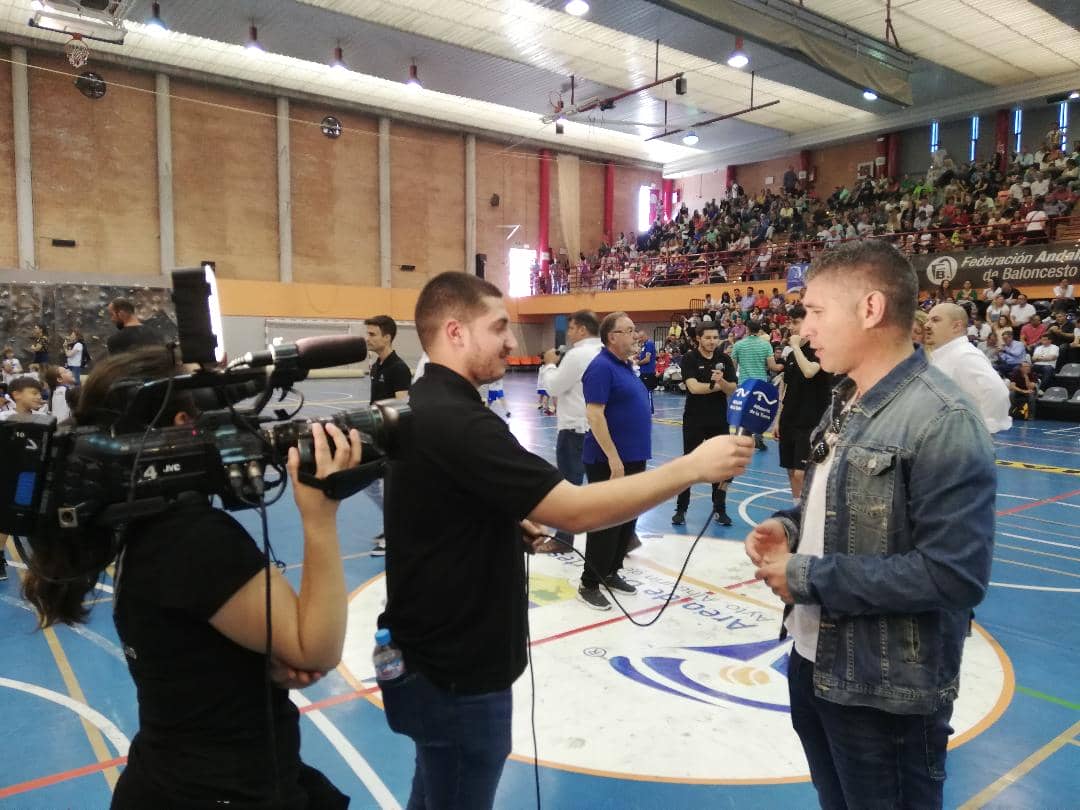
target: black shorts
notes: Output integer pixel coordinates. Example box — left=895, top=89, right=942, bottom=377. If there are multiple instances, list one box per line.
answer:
left=778, top=426, right=813, bottom=471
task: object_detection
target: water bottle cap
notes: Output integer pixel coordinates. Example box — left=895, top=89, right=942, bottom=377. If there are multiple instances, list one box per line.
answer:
left=374, top=628, right=391, bottom=646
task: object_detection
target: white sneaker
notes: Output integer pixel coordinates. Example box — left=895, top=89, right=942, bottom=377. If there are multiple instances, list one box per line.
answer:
left=371, top=538, right=386, bottom=557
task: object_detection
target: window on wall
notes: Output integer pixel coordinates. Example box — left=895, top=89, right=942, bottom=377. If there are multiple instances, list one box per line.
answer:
left=1013, top=108, right=1023, bottom=153
left=507, top=247, right=536, bottom=298
left=969, top=116, right=980, bottom=161
left=1060, top=102, right=1070, bottom=150
left=637, top=185, right=651, bottom=233
left=930, top=120, right=940, bottom=153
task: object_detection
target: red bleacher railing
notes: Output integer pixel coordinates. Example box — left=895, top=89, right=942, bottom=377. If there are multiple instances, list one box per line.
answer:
left=529, top=214, right=1077, bottom=295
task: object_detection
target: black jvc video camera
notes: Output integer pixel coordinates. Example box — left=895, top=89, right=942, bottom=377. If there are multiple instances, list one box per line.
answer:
left=0, top=265, right=410, bottom=538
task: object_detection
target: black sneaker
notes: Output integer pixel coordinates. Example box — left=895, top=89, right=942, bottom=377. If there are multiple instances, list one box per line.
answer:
left=577, top=586, right=612, bottom=611
left=371, top=539, right=386, bottom=557
left=755, top=435, right=767, bottom=451
left=671, top=510, right=686, bottom=526
left=0, top=558, right=7, bottom=582
left=713, top=510, right=733, bottom=526
left=604, top=574, right=636, bottom=594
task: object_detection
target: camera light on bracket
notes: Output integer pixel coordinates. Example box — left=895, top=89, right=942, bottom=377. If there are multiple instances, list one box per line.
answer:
left=172, top=262, right=225, bottom=365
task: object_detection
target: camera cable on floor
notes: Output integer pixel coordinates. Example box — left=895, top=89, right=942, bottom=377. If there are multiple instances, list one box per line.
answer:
left=523, top=512, right=718, bottom=809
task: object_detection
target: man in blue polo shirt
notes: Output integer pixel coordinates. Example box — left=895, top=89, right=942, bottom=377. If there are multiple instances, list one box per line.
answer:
left=579, top=311, right=653, bottom=610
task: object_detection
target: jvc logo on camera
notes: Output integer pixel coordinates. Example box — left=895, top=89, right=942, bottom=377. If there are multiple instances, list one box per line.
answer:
left=141, top=462, right=183, bottom=481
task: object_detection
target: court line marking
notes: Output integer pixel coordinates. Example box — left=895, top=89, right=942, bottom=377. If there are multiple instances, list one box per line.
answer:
left=993, top=558, right=1080, bottom=579
left=637, top=559, right=780, bottom=612
left=0, top=756, right=128, bottom=801
left=291, top=691, right=401, bottom=810
left=997, top=531, right=1080, bottom=551
left=737, top=487, right=791, bottom=529
left=1015, top=685, right=1080, bottom=712
left=996, top=487, right=1080, bottom=516
left=5, top=558, right=114, bottom=594
left=0, top=595, right=126, bottom=663
left=528, top=598, right=694, bottom=647
left=958, top=718, right=1080, bottom=809
left=991, top=583, right=1080, bottom=592
left=6, top=540, right=121, bottom=791
left=995, top=543, right=1080, bottom=564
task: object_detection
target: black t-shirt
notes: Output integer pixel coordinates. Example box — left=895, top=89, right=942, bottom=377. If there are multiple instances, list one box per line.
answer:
left=680, top=349, right=737, bottom=428
left=107, top=324, right=163, bottom=355
left=369, top=350, right=412, bottom=403
left=379, top=364, right=563, bottom=694
left=114, top=504, right=305, bottom=808
left=780, top=342, right=833, bottom=429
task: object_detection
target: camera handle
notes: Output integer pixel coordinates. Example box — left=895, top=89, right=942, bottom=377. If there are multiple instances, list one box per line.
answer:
left=296, top=459, right=385, bottom=501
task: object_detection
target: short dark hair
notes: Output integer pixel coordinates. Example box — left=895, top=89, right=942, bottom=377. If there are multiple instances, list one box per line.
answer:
left=10, top=376, right=44, bottom=394
left=364, top=315, right=397, bottom=341
left=788, top=303, right=807, bottom=320
left=747, top=320, right=762, bottom=334
left=698, top=320, right=720, bottom=336
left=415, top=272, right=504, bottom=350
left=599, top=312, right=628, bottom=346
left=805, top=240, right=917, bottom=333
left=568, top=309, right=599, bottom=336
left=109, top=297, right=135, bottom=315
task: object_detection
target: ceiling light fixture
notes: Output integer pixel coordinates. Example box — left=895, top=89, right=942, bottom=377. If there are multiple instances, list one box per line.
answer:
left=406, top=63, right=422, bottom=90
left=146, top=2, right=166, bottom=34
left=564, top=0, right=589, bottom=16
left=727, top=37, right=749, bottom=69
left=331, top=46, right=347, bottom=71
left=682, top=130, right=699, bottom=146
left=30, top=0, right=49, bottom=10
left=1071, top=91, right=1080, bottom=100
left=863, top=89, right=878, bottom=101
left=245, top=24, right=263, bottom=52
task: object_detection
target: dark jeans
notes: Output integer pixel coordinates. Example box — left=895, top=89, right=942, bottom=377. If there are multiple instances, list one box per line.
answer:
left=382, top=671, right=512, bottom=810
left=66, top=365, right=81, bottom=385
left=581, top=459, right=647, bottom=589
left=676, top=422, right=727, bottom=513
left=788, top=651, right=953, bottom=810
left=554, top=430, right=586, bottom=545
left=1033, top=364, right=1056, bottom=390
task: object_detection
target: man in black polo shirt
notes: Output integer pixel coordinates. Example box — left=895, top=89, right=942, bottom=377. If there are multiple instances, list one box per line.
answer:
left=106, top=298, right=162, bottom=355
left=671, top=321, right=739, bottom=528
left=378, top=272, right=753, bottom=809
left=364, top=315, right=412, bottom=556
left=777, top=304, right=833, bottom=502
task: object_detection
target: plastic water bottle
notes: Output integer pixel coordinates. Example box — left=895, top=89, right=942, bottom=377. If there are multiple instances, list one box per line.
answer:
left=373, top=628, right=406, bottom=681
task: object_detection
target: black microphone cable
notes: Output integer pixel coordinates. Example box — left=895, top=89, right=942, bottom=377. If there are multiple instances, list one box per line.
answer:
left=522, top=510, right=717, bottom=810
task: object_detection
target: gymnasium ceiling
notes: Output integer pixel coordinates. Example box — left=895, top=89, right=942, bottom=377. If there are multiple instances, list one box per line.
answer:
left=0, top=0, right=1078, bottom=173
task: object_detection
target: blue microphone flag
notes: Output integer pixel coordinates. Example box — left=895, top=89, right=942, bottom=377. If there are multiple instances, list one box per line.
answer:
left=727, top=379, right=780, bottom=434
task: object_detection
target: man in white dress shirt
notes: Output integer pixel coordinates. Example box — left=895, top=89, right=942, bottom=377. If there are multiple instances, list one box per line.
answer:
left=535, top=310, right=604, bottom=552
left=925, top=303, right=1011, bottom=433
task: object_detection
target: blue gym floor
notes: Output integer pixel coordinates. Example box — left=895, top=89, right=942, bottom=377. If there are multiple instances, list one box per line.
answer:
left=2, top=375, right=1080, bottom=809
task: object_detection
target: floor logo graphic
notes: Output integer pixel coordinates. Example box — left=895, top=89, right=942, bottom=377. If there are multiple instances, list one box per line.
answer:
left=342, top=536, right=1012, bottom=783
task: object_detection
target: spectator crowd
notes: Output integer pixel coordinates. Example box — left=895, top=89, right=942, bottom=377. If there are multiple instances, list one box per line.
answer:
left=532, top=134, right=1080, bottom=294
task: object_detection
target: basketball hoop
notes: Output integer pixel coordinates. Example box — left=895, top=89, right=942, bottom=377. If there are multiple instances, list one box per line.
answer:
left=64, top=35, right=90, bottom=69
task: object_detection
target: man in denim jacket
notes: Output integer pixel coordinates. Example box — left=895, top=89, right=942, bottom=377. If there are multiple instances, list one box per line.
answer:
left=746, top=240, right=996, bottom=810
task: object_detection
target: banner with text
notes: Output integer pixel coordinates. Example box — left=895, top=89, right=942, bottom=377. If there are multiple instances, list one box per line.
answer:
left=913, top=244, right=1080, bottom=292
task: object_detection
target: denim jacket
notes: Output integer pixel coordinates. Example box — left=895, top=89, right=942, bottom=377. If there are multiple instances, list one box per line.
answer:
left=773, top=348, right=996, bottom=715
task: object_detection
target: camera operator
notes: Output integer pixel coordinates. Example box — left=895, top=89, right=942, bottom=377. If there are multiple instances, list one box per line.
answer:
left=378, top=273, right=753, bottom=809
left=21, top=346, right=361, bottom=809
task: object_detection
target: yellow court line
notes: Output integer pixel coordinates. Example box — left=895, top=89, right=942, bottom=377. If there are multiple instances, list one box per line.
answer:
left=995, top=459, right=1080, bottom=477
left=5, top=537, right=120, bottom=790
left=958, top=720, right=1080, bottom=809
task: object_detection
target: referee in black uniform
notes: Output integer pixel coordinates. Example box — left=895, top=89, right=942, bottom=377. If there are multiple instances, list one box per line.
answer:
left=364, top=315, right=411, bottom=555
left=672, top=321, right=739, bottom=527
left=378, top=273, right=753, bottom=809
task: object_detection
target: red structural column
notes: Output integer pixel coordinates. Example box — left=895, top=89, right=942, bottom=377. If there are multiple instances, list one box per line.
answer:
left=995, top=109, right=1009, bottom=174
left=876, top=136, right=888, bottom=178
left=661, top=178, right=674, bottom=221
left=603, top=161, right=615, bottom=243
left=887, top=133, right=900, bottom=180
left=539, top=149, right=551, bottom=271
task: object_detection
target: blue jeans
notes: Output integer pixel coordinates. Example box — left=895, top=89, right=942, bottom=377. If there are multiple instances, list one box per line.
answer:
left=554, top=430, right=585, bottom=545
left=382, top=671, right=512, bottom=810
left=788, top=651, right=953, bottom=810
left=67, top=365, right=81, bottom=385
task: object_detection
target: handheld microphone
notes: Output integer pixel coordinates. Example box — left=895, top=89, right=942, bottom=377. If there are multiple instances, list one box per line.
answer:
left=230, top=335, right=368, bottom=372
left=727, top=379, right=780, bottom=436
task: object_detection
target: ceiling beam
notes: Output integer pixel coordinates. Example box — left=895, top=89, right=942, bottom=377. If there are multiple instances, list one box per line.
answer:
left=663, top=68, right=1080, bottom=177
